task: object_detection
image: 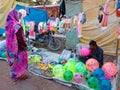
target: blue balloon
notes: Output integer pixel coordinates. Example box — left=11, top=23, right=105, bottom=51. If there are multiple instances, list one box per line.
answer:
left=100, top=79, right=112, bottom=90
left=93, top=68, right=105, bottom=80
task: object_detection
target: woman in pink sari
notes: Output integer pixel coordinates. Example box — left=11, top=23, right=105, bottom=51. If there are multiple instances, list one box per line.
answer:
left=5, top=10, right=28, bottom=81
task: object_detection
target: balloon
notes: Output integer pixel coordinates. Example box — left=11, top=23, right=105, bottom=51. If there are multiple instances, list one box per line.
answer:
left=102, top=62, right=118, bottom=76
left=2, top=52, right=7, bottom=58
left=80, top=47, right=90, bottom=57
left=73, top=73, right=84, bottom=83
left=104, top=74, right=114, bottom=81
left=34, top=56, right=42, bottom=62
left=68, top=58, right=77, bottom=63
left=100, top=79, right=112, bottom=90
left=63, top=70, right=73, bottom=81
left=84, top=71, right=93, bottom=80
left=87, top=77, right=99, bottom=89
left=64, top=61, right=76, bottom=73
left=53, top=64, right=64, bottom=78
left=75, top=62, right=87, bottom=75
left=93, top=68, right=105, bottom=80
left=86, top=58, right=99, bottom=72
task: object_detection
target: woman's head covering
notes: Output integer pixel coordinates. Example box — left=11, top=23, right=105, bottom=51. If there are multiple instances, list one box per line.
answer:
left=5, top=9, right=21, bottom=65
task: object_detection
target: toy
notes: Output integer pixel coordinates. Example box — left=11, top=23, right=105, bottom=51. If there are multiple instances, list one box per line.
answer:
left=75, top=62, right=87, bottom=75
left=73, top=73, right=84, bottom=83
left=53, top=64, right=64, bottom=78
left=102, top=62, right=118, bottom=76
left=63, top=70, right=73, bottom=81
left=100, top=79, right=112, bottom=90
left=64, top=61, right=76, bottom=73
left=80, top=47, right=90, bottom=57
left=93, top=68, right=105, bottom=80
left=86, top=58, right=99, bottom=72
left=87, top=77, right=99, bottom=89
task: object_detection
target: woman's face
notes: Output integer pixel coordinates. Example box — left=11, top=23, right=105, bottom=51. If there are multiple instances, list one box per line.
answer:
left=18, top=12, right=22, bottom=19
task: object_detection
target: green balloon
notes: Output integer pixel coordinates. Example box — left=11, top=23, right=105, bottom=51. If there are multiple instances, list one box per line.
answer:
left=53, top=64, right=64, bottom=78
left=84, top=71, right=92, bottom=80
left=75, top=62, right=87, bottom=75
left=2, top=52, right=7, bottom=58
left=87, top=77, right=99, bottom=89
left=68, top=58, right=77, bottom=63
left=63, top=70, right=73, bottom=81
left=64, top=61, right=76, bottom=73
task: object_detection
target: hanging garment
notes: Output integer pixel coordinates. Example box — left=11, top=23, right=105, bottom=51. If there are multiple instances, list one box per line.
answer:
left=78, top=13, right=82, bottom=36
left=116, top=0, right=120, bottom=17
left=81, top=12, right=86, bottom=24
left=101, top=1, right=109, bottom=29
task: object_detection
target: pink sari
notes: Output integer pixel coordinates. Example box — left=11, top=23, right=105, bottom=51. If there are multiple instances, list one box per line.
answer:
left=5, top=10, right=28, bottom=79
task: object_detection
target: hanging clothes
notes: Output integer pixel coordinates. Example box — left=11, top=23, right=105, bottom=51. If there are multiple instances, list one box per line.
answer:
left=81, top=12, right=86, bottom=24
left=116, top=0, right=120, bottom=17
left=101, top=1, right=109, bottom=29
left=77, top=13, right=83, bottom=37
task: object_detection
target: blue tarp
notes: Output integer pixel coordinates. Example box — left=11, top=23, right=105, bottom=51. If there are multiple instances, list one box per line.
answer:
left=15, top=4, right=48, bottom=24
left=0, top=28, right=5, bottom=36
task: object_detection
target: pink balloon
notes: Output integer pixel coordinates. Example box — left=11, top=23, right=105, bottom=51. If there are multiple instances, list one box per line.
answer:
left=80, top=47, right=90, bottom=57
left=102, top=62, right=118, bottom=76
left=73, top=73, right=84, bottom=83
left=104, top=74, right=114, bottom=81
left=86, top=58, right=99, bottom=72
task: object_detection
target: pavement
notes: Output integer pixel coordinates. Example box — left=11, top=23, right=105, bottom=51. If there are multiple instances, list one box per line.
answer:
left=0, top=60, right=77, bottom=90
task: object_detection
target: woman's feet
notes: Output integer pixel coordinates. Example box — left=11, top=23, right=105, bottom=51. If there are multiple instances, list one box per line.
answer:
left=12, top=74, right=29, bottom=82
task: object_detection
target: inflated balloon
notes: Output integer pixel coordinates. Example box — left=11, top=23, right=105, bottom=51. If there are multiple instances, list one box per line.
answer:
left=68, top=58, right=76, bottom=63
left=80, top=47, right=90, bottom=57
left=86, top=58, right=99, bottom=72
left=93, top=68, right=105, bottom=80
left=63, top=70, right=73, bottom=81
left=84, top=71, right=93, bottom=80
left=18, top=9, right=26, bottom=18
left=75, top=62, right=87, bottom=75
left=102, top=62, right=118, bottom=76
left=87, top=77, right=99, bottom=89
left=100, top=79, right=112, bottom=90
left=53, top=64, right=64, bottom=78
left=64, top=61, right=76, bottom=73
left=73, top=73, right=84, bottom=83
left=104, top=74, right=114, bottom=81
left=2, top=52, right=7, bottom=58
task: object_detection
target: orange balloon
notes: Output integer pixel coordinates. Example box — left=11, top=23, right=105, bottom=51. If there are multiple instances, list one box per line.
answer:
left=102, top=62, right=118, bottom=76
left=86, top=58, right=99, bottom=72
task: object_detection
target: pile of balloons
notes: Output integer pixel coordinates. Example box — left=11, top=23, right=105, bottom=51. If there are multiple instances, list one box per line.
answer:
left=52, top=57, right=118, bottom=90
